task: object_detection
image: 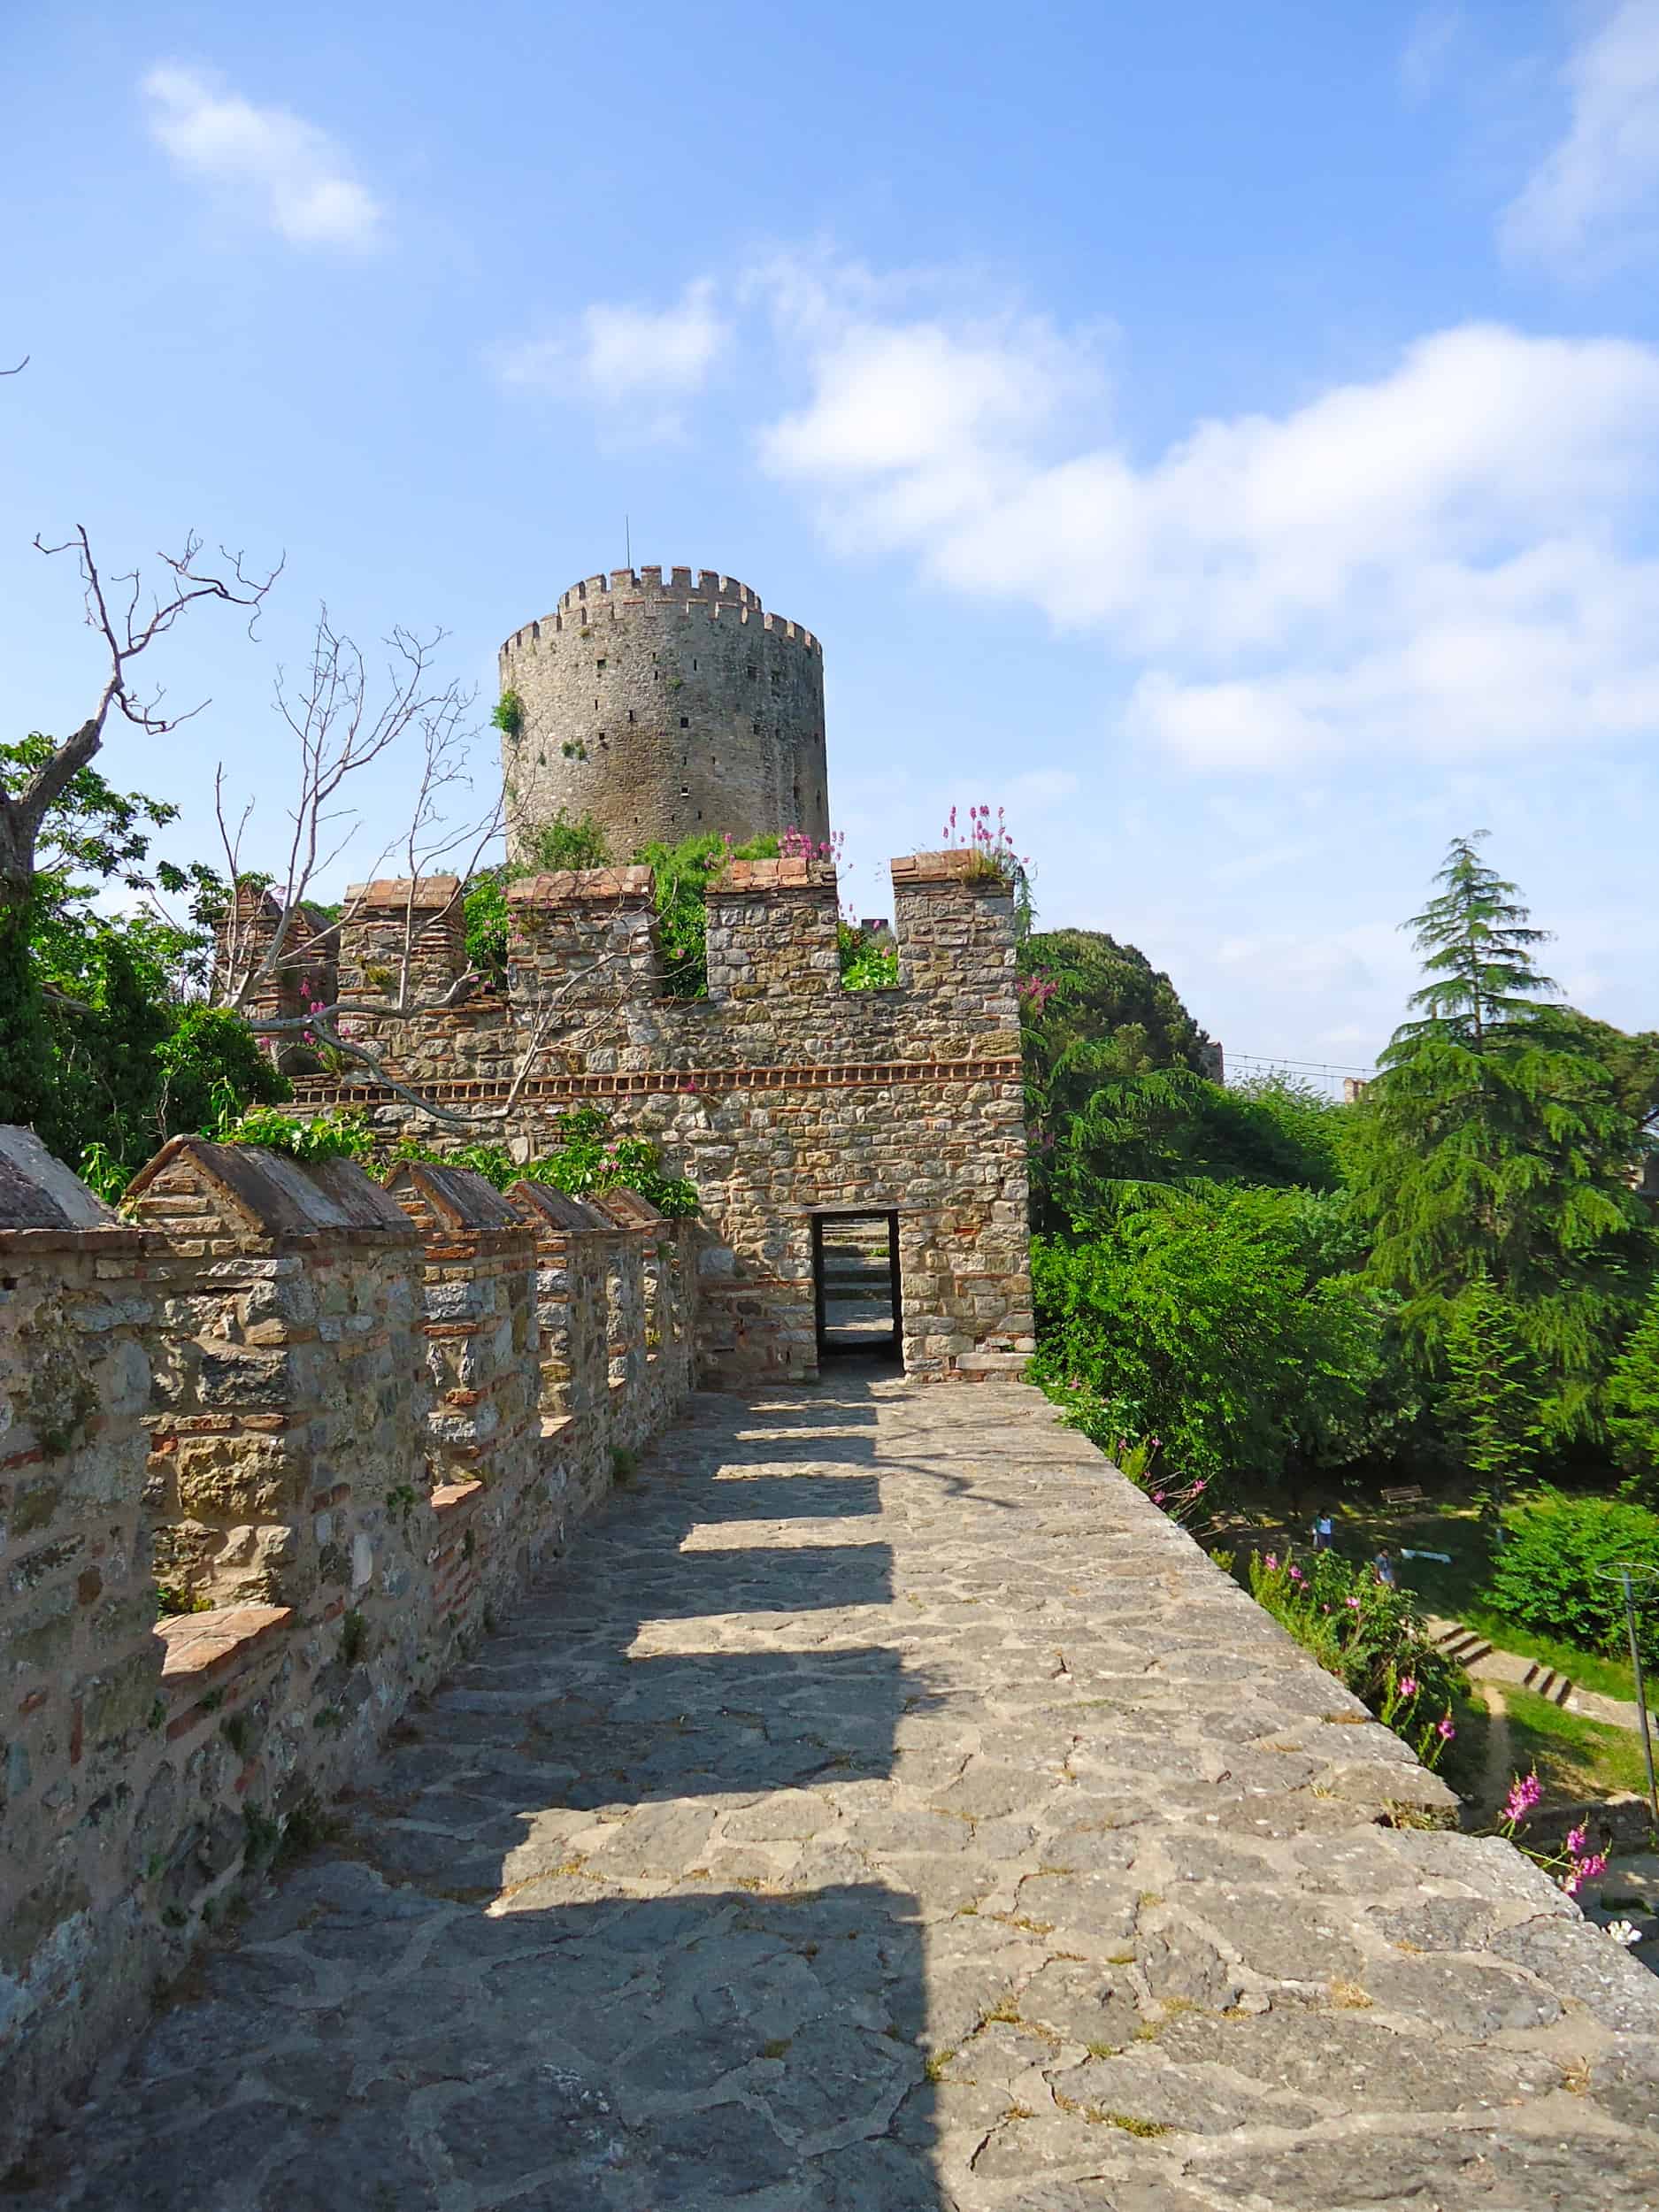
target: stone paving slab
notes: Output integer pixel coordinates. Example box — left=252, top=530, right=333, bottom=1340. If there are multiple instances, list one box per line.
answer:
left=10, top=1376, right=1659, bottom=2210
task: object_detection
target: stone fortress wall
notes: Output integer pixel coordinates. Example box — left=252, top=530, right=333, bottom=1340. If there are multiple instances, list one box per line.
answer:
left=500, top=568, right=830, bottom=861
left=288, top=849, right=1035, bottom=1386
left=0, top=1125, right=697, bottom=2170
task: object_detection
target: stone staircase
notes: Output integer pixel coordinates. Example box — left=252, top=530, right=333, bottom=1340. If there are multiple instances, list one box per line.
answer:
left=1432, top=1618, right=1576, bottom=1707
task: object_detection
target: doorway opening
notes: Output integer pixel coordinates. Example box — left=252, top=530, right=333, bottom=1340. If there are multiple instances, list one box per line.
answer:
left=812, top=1211, right=902, bottom=1363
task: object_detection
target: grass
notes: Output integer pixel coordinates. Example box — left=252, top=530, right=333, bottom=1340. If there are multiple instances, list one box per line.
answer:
left=1499, top=1686, right=1654, bottom=1802
left=1436, top=1678, right=1652, bottom=1816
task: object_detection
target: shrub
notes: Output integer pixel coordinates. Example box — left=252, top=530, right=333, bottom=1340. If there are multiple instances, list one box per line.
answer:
left=1248, top=1548, right=1462, bottom=1755
left=154, top=1005, right=290, bottom=1137
left=838, top=919, right=898, bottom=991
left=632, top=830, right=779, bottom=999
left=1483, top=1490, right=1659, bottom=1663
left=462, top=872, right=510, bottom=983
left=520, top=1104, right=698, bottom=1219
left=224, top=1107, right=376, bottom=1164
left=1031, top=1188, right=1388, bottom=1486
left=524, top=810, right=611, bottom=872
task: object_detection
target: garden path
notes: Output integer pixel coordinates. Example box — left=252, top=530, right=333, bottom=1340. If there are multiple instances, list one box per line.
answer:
left=12, top=1376, right=1659, bottom=2210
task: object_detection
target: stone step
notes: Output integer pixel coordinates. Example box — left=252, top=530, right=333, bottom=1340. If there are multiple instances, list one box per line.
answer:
left=1437, top=1627, right=1494, bottom=1665
left=1524, top=1662, right=1574, bottom=1707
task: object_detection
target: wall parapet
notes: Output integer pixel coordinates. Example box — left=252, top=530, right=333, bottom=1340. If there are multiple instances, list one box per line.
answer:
left=0, top=1128, right=699, bottom=2171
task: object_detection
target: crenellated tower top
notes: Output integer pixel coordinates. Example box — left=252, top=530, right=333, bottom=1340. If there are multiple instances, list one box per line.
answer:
left=499, top=565, right=829, bottom=863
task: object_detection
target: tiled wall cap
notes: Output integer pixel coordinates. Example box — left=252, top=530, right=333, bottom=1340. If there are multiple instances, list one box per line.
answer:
left=504, top=1180, right=614, bottom=1233
left=383, top=1159, right=525, bottom=1232
left=585, top=1187, right=667, bottom=1230
left=345, top=876, right=464, bottom=910
left=506, top=865, right=657, bottom=905
left=889, top=850, right=992, bottom=884
left=710, top=856, right=835, bottom=893
left=126, top=1136, right=419, bottom=1238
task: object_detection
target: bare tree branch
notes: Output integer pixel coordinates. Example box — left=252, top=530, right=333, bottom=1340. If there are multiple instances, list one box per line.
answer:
left=2, top=356, right=27, bottom=376
left=1, top=526, right=280, bottom=907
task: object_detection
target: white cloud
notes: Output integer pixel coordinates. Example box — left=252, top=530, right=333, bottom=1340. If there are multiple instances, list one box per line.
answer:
left=757, top=274, right=1659, bottom=771
left=492, top=282, right=728, bottom=436
left=142, top=65, right=384, bottom=250
left=1502, top=0, right=1659, bottom=268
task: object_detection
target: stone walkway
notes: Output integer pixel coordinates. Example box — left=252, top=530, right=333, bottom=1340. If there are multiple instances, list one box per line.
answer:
left=12, top=1375, right=1659, bottom=2210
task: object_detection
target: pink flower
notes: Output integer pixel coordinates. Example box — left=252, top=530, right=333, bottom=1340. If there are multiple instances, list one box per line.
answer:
left=1502, top=1772, right=1542, bottom=1824
left=1437, top=1717, right=1455, bottom=1740
left=1288, top=1565, right=1304, bottom=1584
left=1264, top=1553, right=1279, bottom=1571
left=1397, top=1675, right=1418, bottom=1700
left=1346, top=1595, right=1362, bottom=1610
left=1151, top=1490, right=1165, bottom=1504
left=1566, top=1824, right=1588, bottom=1856
left=1191, top=1478, right=1207, bottom=1492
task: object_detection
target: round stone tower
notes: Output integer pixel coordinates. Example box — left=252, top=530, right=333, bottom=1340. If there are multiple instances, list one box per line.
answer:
left=499, top=566, right=830, bottom=864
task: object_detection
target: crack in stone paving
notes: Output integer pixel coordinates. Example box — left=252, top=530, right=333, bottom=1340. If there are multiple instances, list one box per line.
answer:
left=12, top=1374, right=1659, bottom=2210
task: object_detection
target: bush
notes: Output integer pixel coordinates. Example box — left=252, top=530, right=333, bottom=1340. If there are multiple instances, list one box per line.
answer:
left=837, top=918, right=898, bottom=991
left=154, top=1005, right=289, bottom=1136
left=1248, top=1548, right=1462, bottom=1751
left=1031, top=1187, right=1389, bottom=1486
left=1483, top=1490, right=1659, bottom=1663
left=520, top=1104, right=698, bottom=1218
left=633, top=831, right=780, bottom=999
left=225, top=1108, right=377, bottom=1164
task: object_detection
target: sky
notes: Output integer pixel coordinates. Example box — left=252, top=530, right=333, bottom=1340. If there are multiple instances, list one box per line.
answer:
left=4, top=0, right=1659, bottom=1080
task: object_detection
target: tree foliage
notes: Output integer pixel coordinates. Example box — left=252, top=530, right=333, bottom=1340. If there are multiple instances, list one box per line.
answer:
left=1609, top=1280, right=1659, bottom=1500
left=1444, top=1272, right=1540, bottom=1524
left=2, top=735, right=284, bottom=1175
left=1030, top=1187, right=1389, bottom=1487
left=1348, top=833, right=1653, bottom=1442
left=1483, top=1491, right=1659, bottom=1664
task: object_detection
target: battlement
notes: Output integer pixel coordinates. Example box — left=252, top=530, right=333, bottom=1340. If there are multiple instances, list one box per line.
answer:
left=502, top=568, right=820, bottom=657
left=321, top=853, right=1017, bottom=1041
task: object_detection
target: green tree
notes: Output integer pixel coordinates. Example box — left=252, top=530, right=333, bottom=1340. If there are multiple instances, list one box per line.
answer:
left=1444, top=1272, right=1540, bottom=1531
left=1348, top=833, right=1652, bottom=1441
left=1030, top=1185, right=1386, bottom=1489
left=1609, top=1282, right=1659, bottom=1502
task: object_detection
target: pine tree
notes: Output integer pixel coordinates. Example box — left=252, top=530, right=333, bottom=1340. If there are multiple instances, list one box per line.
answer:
left=1348, top=833, right=1653, bottom=1441
left=1609, top=1282, right=1659, bottom=1502
left=1445, top=1273, right=1539, bottom=1532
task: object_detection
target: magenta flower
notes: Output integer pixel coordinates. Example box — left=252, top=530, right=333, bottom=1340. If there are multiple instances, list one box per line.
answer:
left=1346, top=1595, right=1362, bottom=1610
left=1502, top=1771, right=1542, bottom=1824
left=1397, top=1675, right=1418, bottom=1700
left=1264, top=1553, right=1279, bottom=1571
left=1437, top=1717, right=1455, bottom=1740
left=1566, top=1824, right=1588, bottom=1857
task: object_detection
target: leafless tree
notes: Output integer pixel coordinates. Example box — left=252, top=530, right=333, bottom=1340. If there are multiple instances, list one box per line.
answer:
left=204, top=604, right=616, bottom=1130
left=2, top=526, right=280, bottom=919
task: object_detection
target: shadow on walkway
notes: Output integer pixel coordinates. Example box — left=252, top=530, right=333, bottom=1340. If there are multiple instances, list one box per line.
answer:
left=13, top=1374, right=949, bottom=2210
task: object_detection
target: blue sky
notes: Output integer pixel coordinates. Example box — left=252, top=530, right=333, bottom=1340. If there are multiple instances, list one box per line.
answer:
left=4, top=1, right=1659, bottom=1077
